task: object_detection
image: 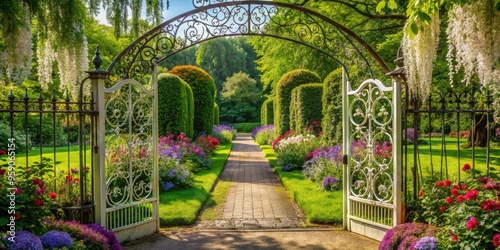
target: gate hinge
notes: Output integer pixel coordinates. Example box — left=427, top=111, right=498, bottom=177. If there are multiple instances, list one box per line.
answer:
left=93, top=145, right=99, bottom=154
left=343, top=154, right=348, bottom=165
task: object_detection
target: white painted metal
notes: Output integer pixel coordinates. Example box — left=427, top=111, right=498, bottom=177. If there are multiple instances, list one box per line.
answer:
left=342, top=77, right=401, bottom=241
left=99, top=73, right=159, bottom=242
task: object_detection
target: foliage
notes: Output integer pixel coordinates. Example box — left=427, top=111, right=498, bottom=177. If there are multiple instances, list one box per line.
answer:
left=261, top=98, right=274, bottom=125
left=231, top=122, right=260, bottom=133
left=220, top=72, right=262, bottom=123
left=274, top=69, right=321, bottom=137
left=302, top=146, right=343, bottom=191
left=169, top=65, right=216, bottom=136
left=213, top=103, right=220, bottom=126
left=157, top=73, right=192, bottom=137
left=0, top=123, right=33, bottom=154
left=158, top=158, right=194, bottom=191
left=274, top=133, right=322, bottom=171
left=322, top=69, right=343, bottom=140
left=51, top=165, right=92, bottom=211
left=379, top=222, right=438, bottom=250
left=0, top=156, right=55, bottom=235
left=212, top=124, right=237, bottom=144
left=289, top=83, right=323, bottom=132
left=252, top=125, right=275, bottom=146
left=416, top=165, right=500, bottom=249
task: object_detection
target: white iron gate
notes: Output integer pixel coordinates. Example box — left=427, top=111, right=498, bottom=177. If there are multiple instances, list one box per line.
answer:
left=342, top=70, right=402, bottom=241
left=93, top=67, right=160, bottom=242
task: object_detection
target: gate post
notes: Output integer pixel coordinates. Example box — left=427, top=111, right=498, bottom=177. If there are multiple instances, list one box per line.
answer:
left=387, top=50, right=405, bottom=225
left=86, top=46, right=110, bottom=227
left=341, top=66, right=349, bottom=230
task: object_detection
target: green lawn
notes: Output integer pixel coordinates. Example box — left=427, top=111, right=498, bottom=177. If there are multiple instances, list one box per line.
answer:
left=260, top=145, right=343, bottom=225
left=158, top=142, right=232, bottom=227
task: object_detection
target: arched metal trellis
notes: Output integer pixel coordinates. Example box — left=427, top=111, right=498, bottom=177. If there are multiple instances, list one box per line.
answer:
left=87, top=0, right=401, bottom=242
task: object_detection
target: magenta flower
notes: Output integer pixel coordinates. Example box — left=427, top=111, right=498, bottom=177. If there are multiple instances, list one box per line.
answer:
left=466, top=217, right=479, bottom=230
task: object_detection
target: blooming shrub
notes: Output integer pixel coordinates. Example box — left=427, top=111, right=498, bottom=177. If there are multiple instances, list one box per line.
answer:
left=414, top=236, right=437, bottom=250
left=0, top=157, right=56, bottom=235
left=274, top=133, right=321, bottom=171
left=40, top=230, right=73, bottom=249
left=302, top=146, right=342, bottom=190
left=43, top=220, right=116, bottom=250
left=379, top=222, right=438, bottom=250
left=417, top=164, right=500, bottom=249
left=252, top=125, right=275, bottom=145
left=6, top=230, right=43, bottom=250
left=272, top=130, right=295, bottom=150
left=212, top=124, right=236, bottom=144
left=196, top=135, right=220, bottom=156
left=158, top=158, right=194, bottom=191
left=87, top=224, right=122, bottom=250
left=158, top=133, right=211, bottom=173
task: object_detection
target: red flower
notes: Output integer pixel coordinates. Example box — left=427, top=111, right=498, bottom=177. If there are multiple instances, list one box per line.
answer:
left=446, top=196, right=454, bottom=205
left=481, top=200, right=498, bottom=212
left=66, top=175, right=73, bottom=182
left=34, top=198, right=44, bottom=207
left=72, top=177, right=80, bottom=184
left=35, top=188, right=45, bottom=196
left=451, top=188, right=459, bottom=196
left=0, top=149, right=6, bottom=155
left=450, top=231, right=458, bottom=242
left=32, top=178, right=40, bottom=185
left=15, top=188, right=22, bottom=194
left=493, top=234, right=500, bottom=247
left=436, top=181, right=444, bottom=187
left=38, top=181, right=45, bottom=189
left=465, top=189, right=479, bottom=200
left=49, top=192, right=57, bottom=199
left=457, top=195, right=466, bottom=202
left=440, top=206, right=446, bottom=212
left=419, top=190, right=424, bottom=197
left=466, top=217, right=479, bottom=230
left=444, top=180, right=452, bottom=186
left=13, top=214, right=21, bottom=220
left=0, top=168, right=5, bottom=175
left=461, top=184, right=467, bottom=190
left=462, top=163, right=471, bottom=172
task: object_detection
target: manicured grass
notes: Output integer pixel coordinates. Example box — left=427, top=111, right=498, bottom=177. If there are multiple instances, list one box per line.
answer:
left=231, top=122, right=260, bottom=133
left=199, top=179, right=231, bottom=221
left=260, top=145, right=343, bottom=225
left=158, top=142, right=232, bottom=226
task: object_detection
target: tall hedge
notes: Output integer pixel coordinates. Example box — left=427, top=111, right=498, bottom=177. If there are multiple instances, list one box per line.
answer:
left=290, top=83, right=323, bottom=132
left=274, top=69, right=321, bottom=136
left=260, top=99, right=274, bottom=125
left=322, top=68, right=343, bottom=140
left=157, top=73, right=194, bottom=137
left=169, top=65, right=216, bottom=136
left=213, top=103, right=220, bottom=126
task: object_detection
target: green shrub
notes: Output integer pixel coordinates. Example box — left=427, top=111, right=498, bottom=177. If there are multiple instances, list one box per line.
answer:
left=157, top=73, right=193, bottom=137
left=274, top=133, right=322, bottom=170
left=274, top=69, right=321, bottom=137
left=213, top=103, right=220, bottom=126
left=0, top=123, right=32, bottom=153
left=255, top=129, right=274, bottom=145
left=232, top=122, right=260, bottom=133
left=322, top=68, right=343, bottom=140
left=169, top=66, right=216, bottom=136
left=290, top=83, right=323, bottom=132
left=261, top=99, right=274, bottom=125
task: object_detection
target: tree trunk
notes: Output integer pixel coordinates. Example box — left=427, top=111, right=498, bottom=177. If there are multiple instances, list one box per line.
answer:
left=469, top=114, right=488, bottom=147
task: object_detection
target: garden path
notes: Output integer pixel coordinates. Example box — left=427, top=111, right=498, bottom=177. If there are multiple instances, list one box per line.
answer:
left=197, top=134, right=306, bottom=229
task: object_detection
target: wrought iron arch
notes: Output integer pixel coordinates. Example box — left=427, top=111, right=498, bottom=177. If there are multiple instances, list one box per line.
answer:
left=106, top=0, right=390, bottom=84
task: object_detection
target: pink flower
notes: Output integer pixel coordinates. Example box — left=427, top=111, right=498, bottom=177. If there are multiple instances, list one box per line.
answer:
left=436, top=181, right=444, bottom=187
left=450, top=231, right=458, bottom=242
left=451, top=188, right=459, bottom=196
left=478, top=176, right=491, bottom=184
left=462, top=163, right=471, bottom=172
left=32, top=178, right=40, bottom=185
left=481, top=200, right=498, bottom=212
left=465, top=189, right=479, bottom=200
left=38, top=181, right=45, bottom=189
left=444, top=180, right=452, bottom=186
left=493, top=234, right=500, bottom=247
left=71, top=168, right=79, bottom=174
left=446, top=196, right=454, bottom=205
left=457, top=195, right=466, bottom=202
left=466, top=217, right=479, bottom=230
left=15, top=188, right=22, bottom=194
left=35, top=188, right=45, bottom=196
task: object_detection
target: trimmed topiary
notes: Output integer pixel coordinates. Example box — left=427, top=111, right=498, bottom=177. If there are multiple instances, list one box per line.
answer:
left=274, top=69, right=321, bottom=136
left=169, top=65, right=216, bottom=136
left=322, top=68, right=343, bottom=140
left=157, top=73, right=193, bottom=137
left=290, top=83, right=323, bottom=132
left=213, top=103, right=220, bottom=126
left=261, top=98, right=274, bottom=125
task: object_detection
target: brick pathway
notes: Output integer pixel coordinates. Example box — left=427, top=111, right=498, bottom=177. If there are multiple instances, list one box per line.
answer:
left=197, top=134, right=305, bottom=229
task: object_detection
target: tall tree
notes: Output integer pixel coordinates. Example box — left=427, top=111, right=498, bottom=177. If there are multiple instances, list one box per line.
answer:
left=220, top=72, right=263, bottom=123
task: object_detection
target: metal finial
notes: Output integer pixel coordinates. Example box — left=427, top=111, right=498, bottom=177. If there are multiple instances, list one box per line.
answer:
left=92, top=45, right=103, bottom=70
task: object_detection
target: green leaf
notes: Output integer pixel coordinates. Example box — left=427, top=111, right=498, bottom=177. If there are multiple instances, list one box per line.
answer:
left=376, top=1, right=386, bottom=12
left=388, top=0, right=398, bottom=9
left=417, top=12, right=431, bottom=24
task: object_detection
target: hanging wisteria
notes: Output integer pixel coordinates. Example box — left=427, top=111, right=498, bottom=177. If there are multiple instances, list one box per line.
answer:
left=402, top=13, right=440, bottom=101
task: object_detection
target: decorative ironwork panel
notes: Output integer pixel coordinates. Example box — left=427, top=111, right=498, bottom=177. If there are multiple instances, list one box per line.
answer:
left=104, top=79, right=156, bottom=230
left=347, top=79, right=394, bottom=203
left=107, top=1, right=389, bottom=87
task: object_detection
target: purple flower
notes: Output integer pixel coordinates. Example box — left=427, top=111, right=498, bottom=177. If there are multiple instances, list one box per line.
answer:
left=7, top=231, right=43, bottom=250
left=40, top=230, right=73, bottom=249
left=322, top=176, right=338, bottom=190
left=251, top=125, right=274, bottom=138
left=414, top=236, right=437, bottom=250
left=87, top=224, right=122, bottom=250
left=162, top=182, right=174, bottom=191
